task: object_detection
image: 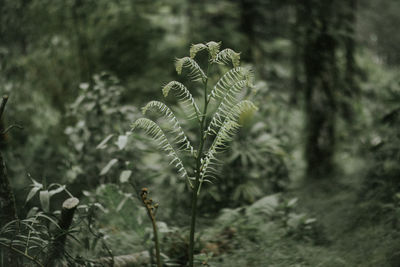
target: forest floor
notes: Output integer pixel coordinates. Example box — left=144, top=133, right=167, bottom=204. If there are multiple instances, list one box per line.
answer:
left=207, top=157, right=398, bottom=267
left=295, top=181, right=396, bottom=267
left=91, top=153, right=398, bottom=267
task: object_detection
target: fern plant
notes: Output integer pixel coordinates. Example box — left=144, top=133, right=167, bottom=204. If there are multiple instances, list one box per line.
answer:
left=131, top=41, right=257, bottom=266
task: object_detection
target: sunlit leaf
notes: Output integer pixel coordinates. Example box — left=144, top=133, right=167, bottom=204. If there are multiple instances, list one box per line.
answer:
left=100, top=158, right=118, bottom=176
left=39, top=190, right=50, bottom=212
left=26, top=187, right=41, bottom=203
left=96, top=134, right=114, bottom=149
left=119, top=170, right=132, bottom=183
left=117, top=135, right=128, bottom=150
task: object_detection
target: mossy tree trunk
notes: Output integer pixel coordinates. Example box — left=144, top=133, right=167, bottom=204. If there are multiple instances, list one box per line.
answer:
left=340, top=0, right=359, bottom=121
left=71, top=0, right=92, bottom=82
left=0, top=95, right=19, bottom=266
left=290, top=0, right=303, bottom=105
left=0, top=152, right=19, bottom=267
left=0, top=153, right=17, bottom=226
left=302, top=0, right=338, bottom=180
left=344, top=0, right=357, bottom=92
left=239, top=0, right=256, bottom=61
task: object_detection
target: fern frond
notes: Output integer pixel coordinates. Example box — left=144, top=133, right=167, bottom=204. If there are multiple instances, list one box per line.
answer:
left=131, top=118, right=189, bottom=180
left=190, top=41, right=221, bottom=60
left=208, top=67, right=252, bottom=101
left=207, top=80, right=249, bottom=134
left=162, top=81, right=200, bottom=120
left=190, top=43, right=207, bottom=59
left=215, top=48, right=241, bottom=67
left=142, top=101, right=195, bottom=155
left=175, top=57, right=207, bottom=82
left=200, top=100, right=258, bottom=190
left=198, top=120, right=240, bottom=193
left=226, top=100, right=258, bottom=123
left=206, top=41, right=221, bottom=60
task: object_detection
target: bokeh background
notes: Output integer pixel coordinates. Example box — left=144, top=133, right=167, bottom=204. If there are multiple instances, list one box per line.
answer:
left=1, top=0, right=400, bottom=266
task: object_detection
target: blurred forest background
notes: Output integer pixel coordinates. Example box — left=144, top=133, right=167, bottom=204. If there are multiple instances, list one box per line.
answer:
left=1, top=0, right=400, bottom=266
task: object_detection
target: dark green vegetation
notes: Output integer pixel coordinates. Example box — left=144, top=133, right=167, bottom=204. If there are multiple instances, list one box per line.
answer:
left=0, top=0, right=399, bottom=266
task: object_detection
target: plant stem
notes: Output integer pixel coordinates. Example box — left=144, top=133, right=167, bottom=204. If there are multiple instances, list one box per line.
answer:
left=140, top=189, right=161, bottom=267
left=188, top=181, right=199, bottom=267
left=0, top=95, right=9, bottom=120
left=188, top=59, right=211, bottom=267
left=150, top=214, right=161, bottom=267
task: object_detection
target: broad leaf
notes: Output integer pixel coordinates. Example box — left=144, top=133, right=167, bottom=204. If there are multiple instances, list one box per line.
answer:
left=39, top=190, right=50, bottom=212
left=117, top=135, right=128, bottom=150
left=119, top=170, right=132, bottom=183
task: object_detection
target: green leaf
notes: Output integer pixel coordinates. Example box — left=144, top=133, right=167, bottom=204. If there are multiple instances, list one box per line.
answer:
left=200, top=120, right=241, bottom=188
left=117, top=135, right=128, bottom=150
left=162, top=81, right=200, bottom=120
left=246, top=194, right=280, bottom=216
left=26, top=187, right=41, bottom=203
left=36, top=213, right=61, bottom=229
left=142, top=101, right=195, bottom=154
left=96, top=134, right=114, bottom=149
left=215, top=48, right=241, bottom=67
left=27, top=207, right=39, bottom=218
left=119, top=170, right=132, bottom=183
left=49, top=184, right=66, bottom=197
left=175, top=57, right=207, bottom=81
left=206, top=41, right=221, bottom=60
left=116, top=195, right=129, bottom=212
left=190, top=43, right=207, bottom=59
left=30, top=177, right=43, bottom=188
left=287, top=198, right=298, bottom=208
left=39, top=190, right=50, bottom=212
left=208, top=67, right=252, bottom=101
left=131, top=118, right=190, bottom=184
left=208, top=80, right=250, bottom=133
left=100, top=158, right=118, bottom=176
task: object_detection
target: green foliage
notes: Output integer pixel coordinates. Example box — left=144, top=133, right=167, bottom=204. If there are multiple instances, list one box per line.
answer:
left=131, top=41, right=257, bottom=266
left=26, top=177, right=72, bottom=213
left=199, top=119, right=289, bottom=211
left=64, top=72, right=143, bottom=189
left=0, top=181, right=154, bottom=266
left=2, top=0, right=400, bottom=266
left=354, top=53, right=400, bottom=224
left=359, top=106, right=400, bottom=223
left=1, top=181, right=89, bottom=266
left=131, top=41, right=256, bottom=192
left=75, top=184, right=151, bottom=257
left=208, top=194, right=324, bottom=245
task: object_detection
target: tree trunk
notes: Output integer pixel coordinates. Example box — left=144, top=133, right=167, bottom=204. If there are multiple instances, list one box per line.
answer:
left=341, top=0, right=359, bottom=121
left=71, top=0, right=92, bottom=82
left=344, top=0, right=358, bottom=93
left=302, top=0, right=338, bottom=180
left=0, top=153, right=17, bottom=225
left=290, top=1, right=302, bottom=105
left=0, top=95, right=19, bottom=266
left=239, top=0, right=256, bottom=62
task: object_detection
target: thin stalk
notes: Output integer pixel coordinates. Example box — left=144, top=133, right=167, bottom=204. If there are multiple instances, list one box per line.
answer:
left=0, top=95, right=9, bottom=120
left=140, top=188, right=161, bottom=267
left=150, top=214, right=161, bottom=267
left=188, top=58, right=211, bottom=267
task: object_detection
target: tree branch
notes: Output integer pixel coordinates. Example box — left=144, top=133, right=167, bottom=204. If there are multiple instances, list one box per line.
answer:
left=0, top=95, right=8, bottom=120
